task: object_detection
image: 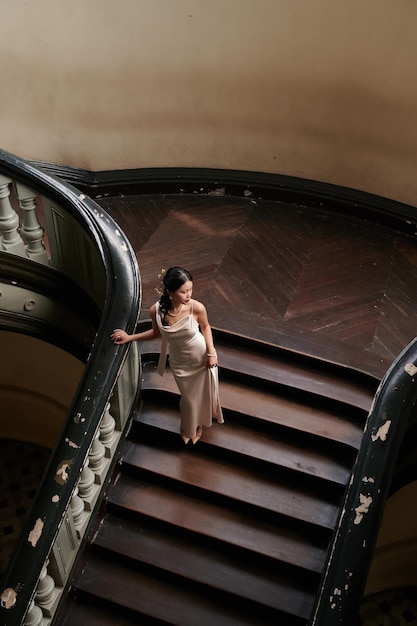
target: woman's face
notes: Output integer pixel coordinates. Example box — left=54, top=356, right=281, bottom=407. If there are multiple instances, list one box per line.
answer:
left=171, top=280, right=193, bottom=305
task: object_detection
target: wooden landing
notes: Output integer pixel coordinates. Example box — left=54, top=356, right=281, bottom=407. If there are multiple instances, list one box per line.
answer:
left=98, top=193, right=417, bottom=379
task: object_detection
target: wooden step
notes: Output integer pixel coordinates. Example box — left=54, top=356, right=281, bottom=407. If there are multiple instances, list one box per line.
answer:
left=108, top=473, right=328, bottom=573
left=94, top=513, right=317, bottom=619
left=55, top=595, right=141, bottom=626
left=133, top=399, right=357, bottom=486
left=141, top=362, right=365, bottom=448
left=121, top=439, right=341, bottom=529
left=75, top=549, right=306, bottom=626
left=139, top=332, right=376, bottom=412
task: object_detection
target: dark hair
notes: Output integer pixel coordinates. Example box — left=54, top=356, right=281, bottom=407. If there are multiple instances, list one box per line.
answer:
left=159, top=267, right=193, bottom=316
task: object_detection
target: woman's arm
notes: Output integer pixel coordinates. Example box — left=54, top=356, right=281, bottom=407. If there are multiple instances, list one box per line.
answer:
left=194, top=301, right=218, bottom=368
left=111, top=305, right=161, bottom=345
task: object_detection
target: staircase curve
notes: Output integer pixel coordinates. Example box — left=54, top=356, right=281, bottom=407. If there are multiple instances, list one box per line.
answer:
left=2, top=151, right=417, bottom=625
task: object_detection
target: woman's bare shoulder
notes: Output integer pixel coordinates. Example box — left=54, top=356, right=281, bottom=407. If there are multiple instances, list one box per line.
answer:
left=192, top=299, right=207, bottom=316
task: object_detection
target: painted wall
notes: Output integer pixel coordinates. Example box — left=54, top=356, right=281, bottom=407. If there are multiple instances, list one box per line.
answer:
left=365, top=482, right=417, bottom=594
left=1, top=1, right=417, bottom=206
left=0, top=332, right=84, bottom=449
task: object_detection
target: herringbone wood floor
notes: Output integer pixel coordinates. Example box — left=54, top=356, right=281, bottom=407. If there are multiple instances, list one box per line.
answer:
left=99, top=194, right=417, bottom=379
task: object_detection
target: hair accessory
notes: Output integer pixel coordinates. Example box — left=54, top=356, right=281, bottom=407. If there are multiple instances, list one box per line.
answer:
left=155, top=268, right=167, bottom=296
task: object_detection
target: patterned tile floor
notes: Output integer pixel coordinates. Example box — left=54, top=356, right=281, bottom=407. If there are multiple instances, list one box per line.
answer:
left=0, top=438, right=50, bottom=577
left=1, top=438, right=416, bottom=624
left=358, top=588, right=417, bottom=625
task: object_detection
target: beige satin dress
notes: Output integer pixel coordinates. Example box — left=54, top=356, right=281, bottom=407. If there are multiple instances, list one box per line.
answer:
left=156, top=301, right=223, bottom=438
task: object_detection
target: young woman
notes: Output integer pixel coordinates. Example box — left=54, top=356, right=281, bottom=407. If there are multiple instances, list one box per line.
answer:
left=111, top=267, right=223, bottom=444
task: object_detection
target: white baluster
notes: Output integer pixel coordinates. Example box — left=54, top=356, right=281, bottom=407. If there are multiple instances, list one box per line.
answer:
left=0, top=175, right=25, bottom=255
left=77, top=458, right=99, bottom=512
left=35, top=561, right=59, bottom=618
left=88, top=430, right=106, bottom=479
left=23, top=600, right=43, bottom=626
left=100, top=402, right=117, bottom=456
left=15, top=182, right=48, bottom=263
left=70, top=486, right=84, bottom=532
left=35, top=565, right=55, bottom=609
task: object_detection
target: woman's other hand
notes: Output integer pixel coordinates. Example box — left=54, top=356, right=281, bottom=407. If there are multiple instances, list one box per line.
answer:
left=207, top=354, right=218, bottom=369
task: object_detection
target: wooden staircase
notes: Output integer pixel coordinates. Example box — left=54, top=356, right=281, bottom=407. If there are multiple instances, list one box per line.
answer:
left=55, top=330, right=377, bottom=626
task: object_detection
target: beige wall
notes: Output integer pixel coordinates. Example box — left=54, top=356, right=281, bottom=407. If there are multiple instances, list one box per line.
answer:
left=365, top=482, right=417, bottom=594
left=1, top=1, right=417, bottom=205
left=0, top=332, right=83, bottom=449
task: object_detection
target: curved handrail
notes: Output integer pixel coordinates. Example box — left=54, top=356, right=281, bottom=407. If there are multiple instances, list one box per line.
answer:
left=0, top=149, right=141, bottom=625
left=310, top=337, right=417, bottom=625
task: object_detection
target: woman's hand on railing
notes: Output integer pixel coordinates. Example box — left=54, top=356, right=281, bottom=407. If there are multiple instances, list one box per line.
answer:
left=111, top=329, right=130, bottom=344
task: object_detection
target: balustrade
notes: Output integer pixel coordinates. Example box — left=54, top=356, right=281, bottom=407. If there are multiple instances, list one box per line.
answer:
left=19, top=395, right=129, bottom=624
left=0, top=149, right=140, bottom=626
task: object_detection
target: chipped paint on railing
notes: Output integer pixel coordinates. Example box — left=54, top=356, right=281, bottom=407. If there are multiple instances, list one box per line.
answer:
left=1, top=589, right=17, bottom=609
left=371, top=417, right=391, bottom=442
left=55, top=460, right=73, bottom=485
left=404, top=362, right=417, bottom=376
left=362, top=476, right=375, bottom=484
left=65, top=438, right=80, bottom=449
left=28, top=519, right=44, bottom=547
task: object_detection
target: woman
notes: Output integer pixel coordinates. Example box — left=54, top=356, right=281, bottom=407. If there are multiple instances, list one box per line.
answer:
left=111, top=267, right=223, bottom=444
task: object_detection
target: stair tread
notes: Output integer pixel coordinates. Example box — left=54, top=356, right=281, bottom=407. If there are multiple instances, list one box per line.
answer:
left=55, top=599, right=139, bottom=626
left=122, top=440, right=340, bottom=528
left=142, top=363, right=365, bottom=448
left=76, top=552, right=299, bottom=626
left=109, top=473, right=328, bottom=573
left=135, top=400, right=355, bottom=485
left=59, top=324, right=372, bottom=626
left=94, top=513, right=316, bottom=618
left=140, top=337, right=375, bottom=411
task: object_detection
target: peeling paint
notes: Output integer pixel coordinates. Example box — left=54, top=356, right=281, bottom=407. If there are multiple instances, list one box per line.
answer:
left=1, top=587, right=17, bottom=609
left=78, top=194, right=86, bottom=200
left=329, top=587, right=342, bottom=610
left=362, top=476, right=375, bottom=483
left=52, top=495, right=59, bottom=503
left=55, top=460, right=73, bottom=485
left=65, top=438, right=80, bottom=449
left=371, top=420, right=391, bottom=442
left=405, top=362, right=417, bottom=376
left=28, top=518, right=44, bottom=547
left=74, top=412, right=82, bottom=424
left=354, top=493, right=373, bottom=524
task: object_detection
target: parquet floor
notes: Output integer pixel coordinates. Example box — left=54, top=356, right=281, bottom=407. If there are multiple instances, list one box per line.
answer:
left=100, top=193, right=417, bottom=379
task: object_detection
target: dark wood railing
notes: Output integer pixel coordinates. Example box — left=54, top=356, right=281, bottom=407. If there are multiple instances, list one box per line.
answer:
left=311, top=337, right=417, bottom=625
left=0, top=149, right=141, bottom=625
